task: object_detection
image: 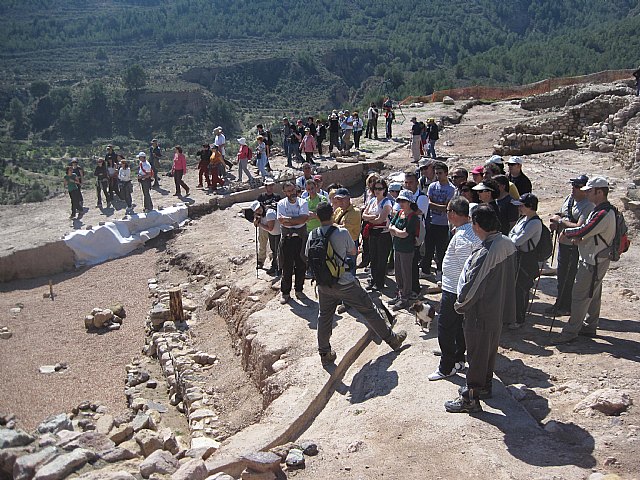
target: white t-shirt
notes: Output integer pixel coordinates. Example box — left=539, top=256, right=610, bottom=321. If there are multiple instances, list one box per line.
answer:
left=277, top=197, right=309, bottom=230
left=214, top=134, right=226, bottom=156
left=138, top=160, right=153, bottom=178
left=260, top=209, right=281, bottom=236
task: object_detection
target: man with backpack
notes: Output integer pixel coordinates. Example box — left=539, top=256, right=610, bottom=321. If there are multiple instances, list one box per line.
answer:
left=306, top=202, right=407, bottom=366
left=547, top=175, right=594, bottom=316
left=553, top=177, right=620, bottom=344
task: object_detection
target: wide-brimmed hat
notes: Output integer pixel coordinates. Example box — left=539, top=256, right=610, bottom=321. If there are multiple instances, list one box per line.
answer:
left=237, top=137, right=247, bottom=146
left=581, top=176, right=609, bottom=190
left=397, top=189, right=415, bottom=203
left=472, top=182, right=498, bottom=194
left=512, top=193, right=539, bottom=210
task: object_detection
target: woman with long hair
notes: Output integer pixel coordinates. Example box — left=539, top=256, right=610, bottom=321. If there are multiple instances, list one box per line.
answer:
left=361, top=178, right=393, bottom=291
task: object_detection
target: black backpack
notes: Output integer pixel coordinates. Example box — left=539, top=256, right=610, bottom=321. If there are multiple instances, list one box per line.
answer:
left=307, top=226, right=346, bottom=286
left=265, top=130, right=274, bottom=146
left=526, top=216, right=554, bottom=262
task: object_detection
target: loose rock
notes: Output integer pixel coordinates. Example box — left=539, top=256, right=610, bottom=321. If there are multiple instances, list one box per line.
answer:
left=574, top=389, right=633, bottom=415
left=0, top=429, right=35, bottom=449
left=139, top=449, right=179, bottom=478
left=285, top=448, right=305, bottom=469
left=13, top=446, right=57, bottom=480
left=33, top=448, right=94, bottom=480
left=134, top=430, right=163, bottom=457
left=170, top=458, right=207, bottom=480
left=241, top=451, right=281, bottom=473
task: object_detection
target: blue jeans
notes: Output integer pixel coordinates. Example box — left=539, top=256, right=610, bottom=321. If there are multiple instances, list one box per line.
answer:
left=283, top=140, right=292, bottom=165
left=427, top=140, right=437, bottom=159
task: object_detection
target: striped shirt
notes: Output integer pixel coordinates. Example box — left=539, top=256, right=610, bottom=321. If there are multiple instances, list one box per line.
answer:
left=441, top=222, right=482, bottom=294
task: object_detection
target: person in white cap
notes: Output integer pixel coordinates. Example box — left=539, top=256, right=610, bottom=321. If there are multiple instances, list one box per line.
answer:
left=388, top=189, right=421, bottom=311
left=236, top=137, right=254, bottom=184
left=552, top=176, right=617, bottom=344
left=256, top=178, right=282, bottom=273
left=506, top=156, right=532, bottom=195
left=214, top=127, right=232, bottom=169
left=137, top=151, right=154, bottom=212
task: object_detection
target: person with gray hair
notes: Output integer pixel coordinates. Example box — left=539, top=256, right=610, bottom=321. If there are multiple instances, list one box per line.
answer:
left=428, top=196, right=481, bottom=381
left=445, top=205, right=517, bottom=413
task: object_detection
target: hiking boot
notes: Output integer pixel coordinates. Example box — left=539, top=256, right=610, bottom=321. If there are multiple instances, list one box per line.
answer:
left=319, top=350, right=337, bottom=366
left=279, top=294, right=291, bottom=305
left=428, top=368, right=457, bottom=381
left=387, top=330, right=407, bottom=351
left=295, top=290, right=307, bottom=300
left=444, top=396, right=482, bottom=413
left=544, top=305, right=570, bottom=316
left=458, top=385, right=492, bottom=399
left=265, top=266, right=277, bottom=275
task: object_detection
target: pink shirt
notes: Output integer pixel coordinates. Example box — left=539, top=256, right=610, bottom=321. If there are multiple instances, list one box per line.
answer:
left=173, top=152, right=187, bottom=172
left=301, top=134, right=317, bottom=153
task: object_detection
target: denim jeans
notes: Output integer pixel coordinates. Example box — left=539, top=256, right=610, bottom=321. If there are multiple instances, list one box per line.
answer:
left=427, top=140, right=437, bottom=158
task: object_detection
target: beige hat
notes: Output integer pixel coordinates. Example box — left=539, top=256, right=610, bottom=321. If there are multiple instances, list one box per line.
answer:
left=237, top=137, right=247, bottom=146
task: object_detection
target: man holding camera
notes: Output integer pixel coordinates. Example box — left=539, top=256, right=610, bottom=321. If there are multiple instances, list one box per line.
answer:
left=547, top=175, right=594, bottom=316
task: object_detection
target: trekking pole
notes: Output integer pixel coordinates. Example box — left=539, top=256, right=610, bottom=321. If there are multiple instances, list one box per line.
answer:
left=255, top=226, right=259, bottom=279
left=527, top=229, right=558, bottom=316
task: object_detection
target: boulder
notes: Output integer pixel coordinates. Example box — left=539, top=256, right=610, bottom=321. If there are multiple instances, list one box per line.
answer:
left=170, top=459, right=207, bottom=480
left=160, top=428, right=179, bottom=455
left=134, top=430, right=163, bottom=457
left=139, top=449, right=179, bottom=478
left=84, top=316, right=95, bottom=329
left=131, top=414, right=151, bottom=432
left=33, top=448, right=95, bottom=480
left=117, top=440, right=141, bottom=458
left=0, top=447, right=34, bottom=477
left=109, top=425, right=133, bottom=445
left=98, top=447, right=138, bottom=463
left=574, top=389, right=633, bottom=415
left=189, top=437, right=220, bottom=452
left=241, top=452, right=281, bottom=473
left=110, top=304, right=126, bottom=318
left=75, top=469, right=136, bottom=480
left=0, top=428, right=35, bottom=448
left=61, top=431, right=115, bottom=455
left=285, top=449, right=304, bottom=469
left=96, top=415, right=114, bottom=436
left=299, top=440, right=318, bottom=456
left=13, top=446, right=58, bottom=480
left=442, top=95, right=455, bottom=105
left=93, top=310, right=114, bottom=328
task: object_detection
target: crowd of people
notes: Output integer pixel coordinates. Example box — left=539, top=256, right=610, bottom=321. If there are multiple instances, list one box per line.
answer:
left=248, top=153, right=620, bottom=414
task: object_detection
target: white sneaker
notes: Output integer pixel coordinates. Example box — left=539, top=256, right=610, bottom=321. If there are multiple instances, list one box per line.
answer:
left=428, top=368, right=457, bottom=381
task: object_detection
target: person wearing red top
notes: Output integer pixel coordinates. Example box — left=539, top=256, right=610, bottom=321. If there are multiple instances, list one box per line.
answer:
left=300, top=127, right=318, bottom=165
left=171, top=145, right=190, bottom=197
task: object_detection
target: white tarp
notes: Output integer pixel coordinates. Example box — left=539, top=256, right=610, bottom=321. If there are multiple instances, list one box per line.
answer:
left=64, top=205, right=189, bottom=266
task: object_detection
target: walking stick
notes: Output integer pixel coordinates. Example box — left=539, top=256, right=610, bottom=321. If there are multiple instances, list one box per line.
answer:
left=527, top=229, right=558, bottom=316
left=255, top=226, right=259, bottom=279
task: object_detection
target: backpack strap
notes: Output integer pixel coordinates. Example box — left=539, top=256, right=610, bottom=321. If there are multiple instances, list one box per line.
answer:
left=323, top=225, right=347, bottom=266
left=524, top=215, right=542, bottom=252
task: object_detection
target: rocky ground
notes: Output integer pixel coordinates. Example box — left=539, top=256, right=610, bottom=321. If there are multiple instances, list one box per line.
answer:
left=1, top=95, right=639, bottom=479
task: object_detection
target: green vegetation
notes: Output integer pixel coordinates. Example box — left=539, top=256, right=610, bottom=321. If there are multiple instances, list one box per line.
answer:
left=1, top=0, right=639, bottom=204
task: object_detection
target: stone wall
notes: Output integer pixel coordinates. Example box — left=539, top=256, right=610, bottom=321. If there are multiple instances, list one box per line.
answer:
left=521, top=83, right=633, bottom=111
left=494, top=91, right=635, bottom=156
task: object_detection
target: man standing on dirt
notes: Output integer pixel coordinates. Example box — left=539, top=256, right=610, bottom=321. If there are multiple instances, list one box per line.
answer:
left=410, top=117, right=423, bottom=163
left=552, top=177, right=616, bottom=344
left=366, top=102, right=379, bottom=140
left=256, top=178, right=282, bottom=272
left=445, top=205, right=517, bottom=413
left=428, top=197, right=481, bottom=381
left=149, top=139, right=162, bottom=188
left=307, top=202, right=407, bottom=366
left=277, top=181, right=309, bottom=304
left=546, top=175, right=594, bottom=317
